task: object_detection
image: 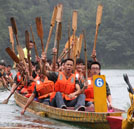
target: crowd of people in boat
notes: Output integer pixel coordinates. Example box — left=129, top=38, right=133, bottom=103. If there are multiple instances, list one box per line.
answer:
left=0, top=41, right=112, bottom=115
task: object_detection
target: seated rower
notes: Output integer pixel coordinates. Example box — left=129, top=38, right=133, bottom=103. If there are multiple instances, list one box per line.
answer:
left=42, top=49, right=86, bottom=111
left=21, top=73, right=55, bottom=115
left=81, top=61, right=112, bottom=108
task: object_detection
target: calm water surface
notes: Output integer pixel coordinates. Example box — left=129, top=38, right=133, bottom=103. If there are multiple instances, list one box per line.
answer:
left=0, top=69, right=134, bottom=128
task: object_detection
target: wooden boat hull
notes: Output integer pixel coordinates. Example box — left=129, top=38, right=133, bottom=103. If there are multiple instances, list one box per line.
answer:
left=14, top=91, right=125, bottom=129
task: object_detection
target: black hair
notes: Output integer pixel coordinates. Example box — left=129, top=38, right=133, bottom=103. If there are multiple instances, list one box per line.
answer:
left=64, top=58, right=74, bottom=64
left=61, top=59, right=65, bottom=65
left=89, top=61, right=101, bottom=69
left=7, top=65, right=12, bottom=68
left=56, top=62, right=60, bottom=68
left=36, top=65, right=40, bottom=71
left=47, top=59, right=52, bottom=65
left=76, top=58, right=84, bottom=65
left=29, top=40, right=34, bottom=43
left=87, top=60, right=93, bottom=69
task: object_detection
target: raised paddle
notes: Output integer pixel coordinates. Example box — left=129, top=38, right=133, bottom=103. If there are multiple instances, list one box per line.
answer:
left=8, top=26, right=16, bottom=67
left=36, top=17, right=45, bottom=74
left=36, top=17, right=44, bottom=52
left=52, top=4, right=63, bottom=71
left=57, top=22, right=62, bottom=59
left=83, top=31, right=88, bottom=81
left=93, top=4, right=103, bottom=51
left=30, top=24, right=39, bottom=57
left=30, top=24, right=42, bottom=72
left=77, top=34, right=83, bottom=58
left=8, top=26, right=15, bottom=52
left=10, top=17, right=25, bottom=62
left=25, top=30, right=32, bottom=76
left=68, top=19, right=71, bottom=58
left=45, top=6, right=57, bottom=54
left=72, top=10, right=78, bottom=70
left=5, top=47, right=19, bottom=64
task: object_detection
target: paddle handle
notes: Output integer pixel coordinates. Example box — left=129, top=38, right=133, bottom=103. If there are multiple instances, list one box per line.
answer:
left=45, top=26, right=53, bottom=54
left=93, top=25, right=99, bottom=50
left=30, top=25, right=39, bottom=57
left=83, top=30, right=88, bottom=81
left=68, top=19, right=71, bottom=58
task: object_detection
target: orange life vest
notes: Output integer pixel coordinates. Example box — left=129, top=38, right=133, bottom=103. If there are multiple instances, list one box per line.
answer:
left=34, top=75, right=40, bottom=82
left=54, top=72, right=76, bottom=100
left=84, top=77, right=94, bottom=102
left=36, top=77, right=55, bottom=100
left=17, top=72, right=21, bottom=82
left=16, top=72, right=24, bottom=90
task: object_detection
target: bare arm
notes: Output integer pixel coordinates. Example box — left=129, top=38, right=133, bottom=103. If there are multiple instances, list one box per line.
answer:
left=107, top=95, right=112, bottom=108
left=68, top=84, right=81, bottom=99
left=21, top=93, right=35, bottom=115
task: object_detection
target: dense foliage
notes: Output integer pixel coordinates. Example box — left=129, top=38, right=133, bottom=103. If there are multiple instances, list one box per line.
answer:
left=0, top=0, right=134, bottom=68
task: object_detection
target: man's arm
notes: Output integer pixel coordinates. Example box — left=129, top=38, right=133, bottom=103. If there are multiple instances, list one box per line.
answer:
left=21, top=93, right=35, bottom=115
left=68, top=83, right=81, bottom=99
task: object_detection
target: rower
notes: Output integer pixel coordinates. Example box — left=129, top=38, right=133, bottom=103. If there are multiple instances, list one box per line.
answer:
left=82, top=61, right=112, bottom=108
left=42, top=49, right=86, bottom=111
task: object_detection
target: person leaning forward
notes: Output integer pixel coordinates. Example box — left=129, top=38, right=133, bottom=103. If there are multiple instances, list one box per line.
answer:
left=42, top=50, right=86, bottom=111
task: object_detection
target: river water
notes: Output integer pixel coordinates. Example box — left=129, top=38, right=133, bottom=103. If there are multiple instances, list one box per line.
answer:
left=0, top=69, right=134, bottom=128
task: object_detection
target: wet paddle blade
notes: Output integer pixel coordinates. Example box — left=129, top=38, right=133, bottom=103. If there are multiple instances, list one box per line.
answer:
left=2, top=99, right=8, bottom=104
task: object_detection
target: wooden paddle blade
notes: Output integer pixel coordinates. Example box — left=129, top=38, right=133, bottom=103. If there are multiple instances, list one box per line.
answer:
left=36, top=17, right=44, bottom=39
left=25, top=30, right=30, bottom=50
left=96, top=4, right=103, bottom=26
left=6, top=47, right=19, bottom=63
left=51, top=6, right=57, bottom=27
left=72, top=10, right=77, bottom=31
left=8, top=26, right=14, bottom=44
left=56, top=4, right=63, bottom=22
left=10, top=17, right=17, bottom=35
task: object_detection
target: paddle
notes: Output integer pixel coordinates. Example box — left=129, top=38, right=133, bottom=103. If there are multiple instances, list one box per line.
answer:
left=36, top=17, right=46, bottom=74
left=123, top=74, right=134, bottom=94
left=10, top=17, right=25, bottom=62
left=93, top=4, right=103, bottom=51
left=83, top=31, right=88, bottom=81
left=8, top=26, right=15, bottom=52
left=30, top=24, right=42, bottom=72
left=57, top=22, right=62, bottom=59
left=68, top=19, right=71, bottom=58
left=36, top=17, right=44, bottom=52
left=30, top=25, right=39, bottom=57
left=77, top=34, right=83, bottom=58
left=2, top=82, right=21, bottom=104
left=5, top=47, right=19, bottom=64
left=45, top=6, right=57, bottom=54
left=52, top=4, right=63, bottom=71
left=25, top=30, right=32, bottom=76
left=72, top=10, right=78, bottom=70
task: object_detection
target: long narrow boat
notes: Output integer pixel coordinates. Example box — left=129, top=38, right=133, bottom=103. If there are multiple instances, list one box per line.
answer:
left=14, top=91, right=125, bottom=129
